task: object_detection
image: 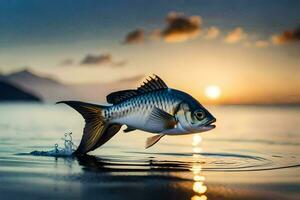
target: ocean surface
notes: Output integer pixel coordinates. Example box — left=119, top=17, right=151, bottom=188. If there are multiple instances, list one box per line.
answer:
left=0, top=103, right=299, bottom=200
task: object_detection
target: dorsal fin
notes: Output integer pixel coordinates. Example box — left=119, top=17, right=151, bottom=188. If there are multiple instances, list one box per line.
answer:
left=106, top=90, right=138, bottom=104
left=106, top=75, right=168, bottom=104
left=137, top=75, right=168, bottom=94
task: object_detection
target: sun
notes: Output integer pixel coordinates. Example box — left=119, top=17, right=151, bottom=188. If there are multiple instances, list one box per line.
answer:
left=205, top=85, right=221, bottom=100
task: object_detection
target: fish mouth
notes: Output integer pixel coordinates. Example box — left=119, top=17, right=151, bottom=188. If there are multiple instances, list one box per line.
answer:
left=200, top=118, right=216, bottom=131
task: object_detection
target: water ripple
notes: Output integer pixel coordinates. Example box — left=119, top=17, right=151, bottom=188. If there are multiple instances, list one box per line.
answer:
left=21, top=151, right=298, bottom=173
left=84, top=151, right=300, bottom=172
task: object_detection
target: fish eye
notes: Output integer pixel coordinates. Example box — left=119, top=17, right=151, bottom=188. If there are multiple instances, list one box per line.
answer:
left=195, top=110, right=205, bottom=120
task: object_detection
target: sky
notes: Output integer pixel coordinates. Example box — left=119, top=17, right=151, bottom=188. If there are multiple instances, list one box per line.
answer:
left=0, top=0, right=299, bottom=104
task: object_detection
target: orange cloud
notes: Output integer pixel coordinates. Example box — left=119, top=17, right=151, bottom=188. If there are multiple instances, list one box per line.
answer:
left=124, top=12, right=202, bottom=44
left=161, top=12, right=202, bottom=43
left=271, top=27, right=300, bottom=45
left=224, top=27, right=247, bottom=44
left=203, top=26, right=220, bottom=39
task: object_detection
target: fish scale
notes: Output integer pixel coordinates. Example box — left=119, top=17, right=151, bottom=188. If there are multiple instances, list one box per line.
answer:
left=105, top=89, right=181, bottom=133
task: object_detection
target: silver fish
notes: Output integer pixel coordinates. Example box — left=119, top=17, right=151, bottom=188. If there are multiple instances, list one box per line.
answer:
left=57, top=75, right=216, bottom=154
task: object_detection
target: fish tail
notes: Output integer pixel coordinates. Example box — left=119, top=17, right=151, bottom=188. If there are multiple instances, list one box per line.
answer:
left=56, top=101, right=121, bottom=155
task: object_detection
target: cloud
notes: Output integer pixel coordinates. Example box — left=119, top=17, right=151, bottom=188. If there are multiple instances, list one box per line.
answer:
left=149, top=29, right=161, bottom=41
left=255, top=40, right=270, bottom=48
left=203, top=26, right=220, bottom=40
left=60, top=59, right=74, bottom=66
left=124, top=12, right=202, bottom=44
left=161, top=12, right=202, bottom=43
left=112, top=60, right=128, bottom=67
left=224, top=27, right=247, bottom=44
left=80, top=54, right=112, bottom=65
left=80, top=53, right=127, bottom=68
left=124, top=29, right=145, bottom=44
left=271, top=27, right=300, bottom=45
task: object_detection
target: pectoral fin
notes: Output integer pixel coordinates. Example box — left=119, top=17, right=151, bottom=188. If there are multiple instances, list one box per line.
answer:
left=146, top=107, right=176, bottom=131
left=145, top=134, right=165, bottom=149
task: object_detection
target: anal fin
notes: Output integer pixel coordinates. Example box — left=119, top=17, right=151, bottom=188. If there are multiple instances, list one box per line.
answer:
left=145, top=134, right=165, bottom=149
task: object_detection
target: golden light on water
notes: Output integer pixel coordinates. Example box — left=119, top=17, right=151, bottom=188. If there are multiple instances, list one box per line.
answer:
left=193, top=182, right=208, bottom=194
left=191, top=134, right=208, bottom=200
left=194, top=175, right=205, bottom=182
left=191, top=163, right=202, bottom=174
left=205, top=85, right=221, bottom=100
left=192, top=135, right=202, bottom=146
left=191, top=195, right=207, bottom=200
left=193, top=147, right=202, bottom=153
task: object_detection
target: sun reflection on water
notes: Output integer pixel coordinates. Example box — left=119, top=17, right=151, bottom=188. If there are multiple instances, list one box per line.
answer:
left=191, top=195, right=207, bottom=200
left=191, top=134, right=208, bottom=200
left=192, top=135, right=202, bottom=146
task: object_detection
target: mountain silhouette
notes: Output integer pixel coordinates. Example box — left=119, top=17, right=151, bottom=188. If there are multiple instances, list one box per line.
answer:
left=0, top=80, right=41, bottom=102
left=1, top=69, right=144, bottom=102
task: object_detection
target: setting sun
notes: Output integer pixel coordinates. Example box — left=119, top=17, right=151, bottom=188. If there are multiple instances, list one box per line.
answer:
left=205, top=85, right=221, bottom=100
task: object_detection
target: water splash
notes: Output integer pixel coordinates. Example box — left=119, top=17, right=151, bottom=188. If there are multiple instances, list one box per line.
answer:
left=30, top=132, right=77, bottom=157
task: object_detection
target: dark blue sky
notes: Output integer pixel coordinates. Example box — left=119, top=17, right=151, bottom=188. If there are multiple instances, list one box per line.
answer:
left=1, top=0, right=299, bottom=47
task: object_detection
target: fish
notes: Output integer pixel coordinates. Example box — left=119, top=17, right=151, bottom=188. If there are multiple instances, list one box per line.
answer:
left=57, top=75, right=216, bottom=155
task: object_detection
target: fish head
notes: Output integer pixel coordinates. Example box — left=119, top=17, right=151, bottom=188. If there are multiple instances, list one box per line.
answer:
left=176, top=102, right=216, bottom=133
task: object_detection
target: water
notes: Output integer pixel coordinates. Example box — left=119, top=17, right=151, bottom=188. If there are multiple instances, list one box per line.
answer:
left=29, top=132, right=77, bottom=157
left=0, top=103, right=299, bottom=200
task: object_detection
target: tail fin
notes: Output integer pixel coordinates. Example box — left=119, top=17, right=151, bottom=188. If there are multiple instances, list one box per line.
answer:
left=56, top=101, right=121, bottom=155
